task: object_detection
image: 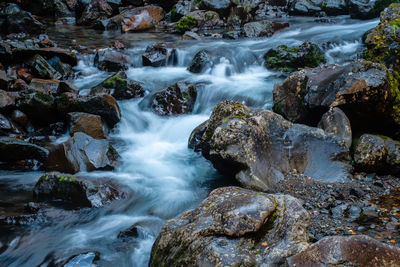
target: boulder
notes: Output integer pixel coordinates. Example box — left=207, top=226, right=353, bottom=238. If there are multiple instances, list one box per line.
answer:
left=91, top=71, right=145, bottom=99
left=318, top=107, right=352, bottom=148
left=151, top=82, right=197, bottom=116
left=150, top=186, right=310, bottom=266
left=174, top=0, right=201, bottom=18
left=187, top=50, right=212, bottom=73
left=28, top=79, right=60, bottom=95
left=175, top=10, right=223, bottom=32
left=11, top=110, right=28, bottom=127
left=142, top=43, right=169, bottom=67
left=0, top=90, right=18, bottom=111
left=94, top=49, right=128, bottom=72
left=272, top=60, right=399, bottom=135
left=26, top=54, right=62, bottom=80
left=76, top=0, right=113, bottom=26
left=45, top=132, right=119, bottom=173
left=349, top=0, right=392, bottom=19
left=47, top=56, right=72, bottom=79
left=288, top=235, right=400, bottom=266
left=243, top=20, right=274, bottom=37
left=0, top=113, right=19, bottom=135
left=354, top=134, right=400, bottom=174
left=1, top=3, right=45, bottom=35
left=57, top=93, right=121, bottom=128
left=121, top=5, right=164, bottom=32
left=0, top=137, right=49, bottom=162
left=288, top=0, right=348, bottom=16
left=34, top=172, right=127, bottom=207
left=264, top=43, right=325, bottom=72
left=192, top=101, right=352, bottom=191
left=68, top=112, right=108, bottom=139
left=188, top=120, right=208, bottom=151
left=0, top=70, right=8, bottom=90
left=202, top=0, right=231, bottom=14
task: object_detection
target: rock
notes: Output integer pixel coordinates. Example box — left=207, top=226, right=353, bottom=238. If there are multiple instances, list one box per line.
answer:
left=34, top=172, right=127, bottom=207
left=142, top=43, right=169, bottom=67
left=174, top=0, right=201, bottom=18
left=76, top=0, right=113, bottom=26
left=354, top=134, right=400, bottom=174
left=54, top=0, right=74, bottom=18
left=47, top=56, right=72, bottom=79
left=68, top=112, right=108, bottom=139
left=150, top=186, right=310, bottom=266
left=288, top=0, right=348, bottom=16
left=202, top=0, right=231, bottom=13
left=318, top=107, right=352, bottom=148
left=272, top=60, right=399, bottom=134
left=188, top=120, right=208, bottom=151
left=57, top=93, right=121, bottom=128
left=243, top=20, right=274, bottom=37
left=0, top=70, right=8, bottom=90
left=0, top=113, right=19, bottom=135
left=17, top=89, right=57, bottom=125
left=264, top=42, right=325, bottom=72
left=151, top=82, right=197, bottom=116
left=1, top=3, right=45, bottom=35
left=11, top=110, right=28, bottom=127
left=187, top=50, right=212, bottom=73
left=182, top=31, right=202, bottom=40
left=0, top=137, right=49, bottom=162
left=0, top=90, right=18, bottom=111
left=288, top=235, right=400, bottom=266
left=10, top=79, right=29, bottom=91
left=26, top=55, right=62, bottom=80
left=91, top=71, right=145, bottom=99
left=121, top=5, right=164, bottom=32
left=113, top=40, right=125, bottom=49
left=94, top=49, right=128, bottom=72
left=349, top=0, right=390, bottom=19
left=193, top=101, right=352, bottom=191
left=45, top=132, right=119, bottom=174
left=29, top=79, right=61, bottom=96
left=175, top=10, right=223, bottom=32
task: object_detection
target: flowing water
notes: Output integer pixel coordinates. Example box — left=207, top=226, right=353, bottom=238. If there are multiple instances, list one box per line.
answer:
left=0, top=17, right=378, bottom=266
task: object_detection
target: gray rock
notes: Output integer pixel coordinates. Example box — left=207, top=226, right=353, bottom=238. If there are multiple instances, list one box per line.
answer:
left=150, top=186, right=310, bottom=267
left=243, top=20, right=274, bottom=37
left=142, top=43, right=169, bottom=67
left=318, top=107, right=352, bottom=148
left=187, top=50, right=212, bottom=73
left=26, top=54, right=62, bottom=80
left=0, top=137, right=49, bottom=162
left=288, top=0, right=347, bottom=16
left=94, top=49, right=128, bottom=72
left=202, top=0, right=231, bottom=13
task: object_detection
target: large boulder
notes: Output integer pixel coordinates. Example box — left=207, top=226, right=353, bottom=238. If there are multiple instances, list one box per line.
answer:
left=354, top=133, right=400, bottom=174
left=264, top=43, right=325, bottom=72
left=76, top=0, right=113, bottom=26
left=288, top=0, right=348, bottom=16
left=151, top=82, right=197, bottom=116
left=57, top=93, right=121, bottom=128
left=288, top=235, right=400, bottom=266
left=34, top=172, right=128, bottom=208
left=187, top=50, right=212, bottom=73
left=150, top=186, right=309, bottom=266
left=175, top=10, right=223, bottom=32
left=45, top=132, right=119, bottom=174
left=90, top=71, right=145, bottom=99
left=68, top=112, right=108, bottom=139
left=349, top=0, right=395, bottom=19
left=0, top=137, right=49, bottom=162
left=318, top=107, right=352, bottom=148
left=273, top=60, right=399, bottom=135
left=0, top=3, right=45, bottom=35
left=142, top=43, right=170, bottom=67
left=121, top=5, right=164, bottom=32
left=192, top=101, right=352, bottom=191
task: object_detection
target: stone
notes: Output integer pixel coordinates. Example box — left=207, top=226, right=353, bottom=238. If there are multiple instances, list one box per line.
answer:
left=0, top=137, right=49, bottom=162
left=91, top=72, right=145, bottom=99
left=34, top=172, right=127, bottom=207
left=187, top=50, right=212, bottom=73
left=0, top=70, right=8, bottom=90
left=192, top=101, right=352, bottom=191
left=288, top=235, right=400, bottom=266
left=175, top=10, right=223, bottom=32
left=150, top=186, right=310, bottom=266
left=94, top=49, right=128, bottom=72
left=29, top=79, right=60, bottom=96
left=11, top=110, right=28, bottom=127
left=76, top=0, right=113, bottom=26
left=188, top=120, right=208, bottom=152
left=17, top=89, right=57, bottom=125
left=202, top=0, right=231, bottom=13
left=182, top=31, right=202, bottom=40
left=142, top=43, right=169, bottom=67
left=243, top=20, right=274, bottom=37
left=318, top=107, right=352, bottom=148
left=2, top=3, right=45, bottom=35
left=45, top=132, right=119, bottom=174
left=121, top=5, right=164, bottom=32
left=0, top=90, right=18, bottom=111
left=68, top=112, right=108, bottom=139
left=288, top=0, right=348, bottom=16
left=26, top=55, right=62, bottom=80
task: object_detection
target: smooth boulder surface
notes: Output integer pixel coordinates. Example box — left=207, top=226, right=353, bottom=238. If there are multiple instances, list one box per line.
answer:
left=121, top=5, right=164, bottom=32
left=243, top=20, right=274, bottom=37
left=187, top=50, right=212, bottom=73
left=288, top=0, right=348, bottom=16
left=142, top=43, right=169, bottom=67
left=45, top=132, right=119, bottom=174
left=94, top=49, right=128, bottom=72
left=34, top=172, right=128, bottom=208
left=288, top=235, right=400, bottom=266
left=68, top=112, right=108, bottom=139
left=318, top=107, right=352, bottom=148
left=0, top=137, right=49, bottom=162
left=192, top=101, right=352, bottom=191
left=150, top=186, right=310, bottom=267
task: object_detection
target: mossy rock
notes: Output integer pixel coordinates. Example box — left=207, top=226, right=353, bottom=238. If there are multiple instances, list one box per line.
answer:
left=175, top=15, right=198, bottom=32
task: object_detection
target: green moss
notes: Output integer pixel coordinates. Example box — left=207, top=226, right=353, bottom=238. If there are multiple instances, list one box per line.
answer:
left=102, top=74, right=127, bottom=90
left=175, top=16, right=198, bottom=32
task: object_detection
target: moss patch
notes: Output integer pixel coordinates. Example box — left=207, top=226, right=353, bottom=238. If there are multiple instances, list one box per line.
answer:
left=175, top=16, right=198, bottom=32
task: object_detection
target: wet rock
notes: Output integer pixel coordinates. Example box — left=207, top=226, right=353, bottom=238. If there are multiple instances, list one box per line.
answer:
left=354, top=134, right=400, bottom=174
left=264, top=42, right=325, bottom=72
left=28, top=79, right=61, bottom=96
left=45, top=132, right=119, bottom=173
left=113, top=40, right=125, bottom=50
left=11, top=110, right=28, bottom=127
left=77, top=0, right=113, bottom=26
left=121, top=5, right=164, bottom=32
left=0, top=137, right=49, bottom=163
left=0, top=70, right=8, bottom=90
left=91, top=71, right=145, bottom=99
left=142, top=43, right=169, bottom=67
left=318, top=107, right=352, bottom=148
left=182, top=31, right=202, bottom=40
left=288, top=0, right=348, bottom=16
left=17, top=89, right=57, bottom=125
left=53, top=0, right=74, bottom=18
left=0, top=113, right=19, bottom=135
left=243, top=20, right=274, bottom=37
left=26, top=54, right=62, bottom=80
left=349, top=0, right=388, bottom=19
left=94, top=49, right=128, bottom=72
left=188, top=120, right=208, bottom=151
left=68, top=112, right=108, bottom=139
left=187, top=50, right=212, bottom=73
left=57, top=93, right=121, bottom=128
left=288, top=235, right=400, bottom=266
left=34, top=172, right=126, bottom=207
left=1, top=3, right=45, bottom=35
left=0, top=90, right=18, bottom=111
left=150, top=186, right=310, bottom=266
left=174, top=0, right=201, bottom=18
left=193, top=101, right=352, bottom=191
left=151, top=82, right=197, bottom=116
left=202, top=0, right=231, bottom=14
left=175, top=10, right=223, bottom=32
left=272, top=60, right=398, bottom=134
left=331, top=203, right=348, bottom=218
left=47, top=56, right=72, bottom=79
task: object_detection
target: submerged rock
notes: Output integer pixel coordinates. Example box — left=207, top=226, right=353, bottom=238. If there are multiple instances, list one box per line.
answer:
left=288, top=235, right=400, bottom=266
left=45, top=132, right=119, bottom=174
left=264, top=42, right=325, bottom=72
left=34, top=172, right=127, bottom=207
left=150, top=186, right=310, bottom=266
left=192, top=101, right=352, bottom=191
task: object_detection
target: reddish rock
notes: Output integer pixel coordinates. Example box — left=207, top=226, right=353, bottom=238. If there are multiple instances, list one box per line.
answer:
left=68, top=112, right=108, bottom=139
left=113, top=40, right=125, bottom=50
left=121, top=5, right=164, bottom=32
left=17, top=68, right=33, bottom=82
left=28, top=79, right=60, bottom=96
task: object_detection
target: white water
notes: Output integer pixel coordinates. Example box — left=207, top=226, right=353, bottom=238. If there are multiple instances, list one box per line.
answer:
left=0, top=17, right=379, bottom=267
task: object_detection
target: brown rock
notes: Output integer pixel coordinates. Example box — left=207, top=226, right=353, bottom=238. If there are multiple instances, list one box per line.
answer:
left=68, top=112, right=108, bottom=139
left=121, top=5, right=164, bottom=32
